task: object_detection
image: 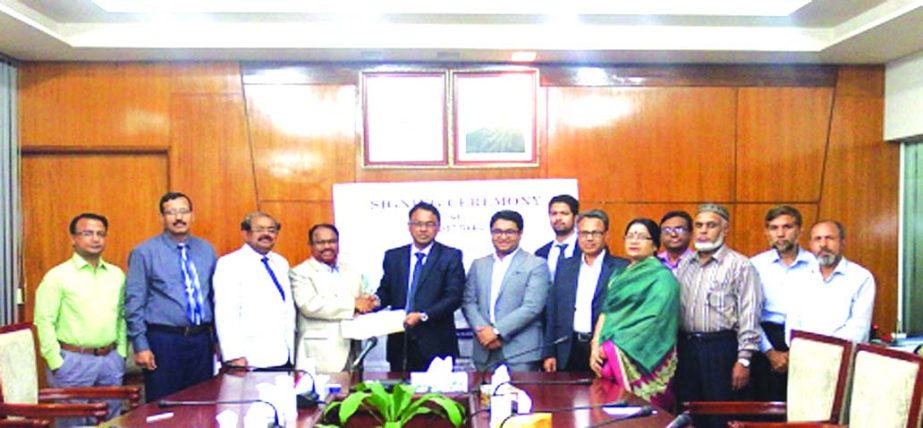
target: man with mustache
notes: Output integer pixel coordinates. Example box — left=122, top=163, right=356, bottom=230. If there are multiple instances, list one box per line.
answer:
left=213, top=212, right=295, bottom=370
left=787, top=221, right=875, bottom=343
left=748, top=205, right=818, bottom=401
left=290, top=223, right=377, bottom=372
left=675, top=204, right=762, bottom=428
left=126, top=192, right=218, bottom=401
left=535, top=194, right=581, bottom=279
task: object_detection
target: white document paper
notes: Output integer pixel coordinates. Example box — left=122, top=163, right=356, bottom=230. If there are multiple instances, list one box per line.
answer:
left=341, top=309, right=406, bottom=339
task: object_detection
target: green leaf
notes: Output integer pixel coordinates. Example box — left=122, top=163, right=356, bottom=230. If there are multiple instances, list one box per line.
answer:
left=364, top=381, right=393, bottom=420
left=399, top=405, right=433, bottom=425
left=337, top=391, right=371, bottom=425
left=425, top=395, right=465, bottom=427
left=391, top=383, right=414, bottom=420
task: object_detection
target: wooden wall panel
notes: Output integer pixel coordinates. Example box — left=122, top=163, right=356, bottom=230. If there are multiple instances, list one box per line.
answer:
left=245, top=85, right=357, bottom=201
left=169, top=94, right=257, bottom=256
left=820, top=66, right=898, bottom=333
left=733, top=203, right=819, bottom=257
left=172, top=63, right=243, bottom=94
left=736, top=88, right=833, bottom=202
left=20, top=152, right=167, bottom=321
left=546, top=87, right=736, bottom=202
left=18, top=63, right=172, bottom=148
left=259, top=201, right=335, bottom=267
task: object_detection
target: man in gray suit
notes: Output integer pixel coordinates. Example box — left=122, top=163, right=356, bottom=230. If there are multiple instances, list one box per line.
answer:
left=462, top=210, right=552, bottom=372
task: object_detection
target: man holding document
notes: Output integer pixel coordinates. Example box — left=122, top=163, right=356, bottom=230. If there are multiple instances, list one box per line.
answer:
left=374, top=202, right=466, bottom=372
left=290, top=224, right=376, bottom=373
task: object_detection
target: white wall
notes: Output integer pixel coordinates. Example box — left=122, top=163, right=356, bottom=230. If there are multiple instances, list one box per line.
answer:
left=885, top=49, right=923, bottom=142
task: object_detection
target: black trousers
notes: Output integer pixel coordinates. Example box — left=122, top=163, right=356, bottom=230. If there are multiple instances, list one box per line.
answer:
left=676, top=330, right=745, bottom=428
left=751, top=322, right=789, bottom=401
left=564, top=332, right=592, bottom=372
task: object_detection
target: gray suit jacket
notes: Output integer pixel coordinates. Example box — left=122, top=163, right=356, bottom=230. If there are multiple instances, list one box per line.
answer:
left=461, top=249, right=551, bottom=366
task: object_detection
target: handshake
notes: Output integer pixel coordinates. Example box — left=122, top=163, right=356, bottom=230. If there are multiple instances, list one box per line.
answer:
left=354, top=294, right=378, bottom=313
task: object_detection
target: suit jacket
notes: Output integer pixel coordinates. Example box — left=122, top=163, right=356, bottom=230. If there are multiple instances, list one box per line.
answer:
left=543, top=251, right=629, bottom=365
left=461, top=249, right=551, bottom=365
left=376, top=241, right=465, bottom=367
left=289, top=258, right=364, bottom=373
left=535, top=240, right=583, bottom=260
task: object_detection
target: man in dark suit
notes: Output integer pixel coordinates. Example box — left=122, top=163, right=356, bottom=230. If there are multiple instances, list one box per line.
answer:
left=375, top=202, right=466, bottom=372
left=543, top=209, right=629, bottom=372
left=535, top=194, right=581, bottom=279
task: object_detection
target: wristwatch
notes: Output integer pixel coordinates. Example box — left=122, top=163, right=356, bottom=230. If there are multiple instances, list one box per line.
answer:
left=492, top=327, right=501, bottom=338
left=419, top=312, right=429, bottom=322
left=737, top=358, right=751, bottom=368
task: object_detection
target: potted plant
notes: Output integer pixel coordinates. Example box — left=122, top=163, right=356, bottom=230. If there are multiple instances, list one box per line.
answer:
left=319, top=381, right=465, bottom=428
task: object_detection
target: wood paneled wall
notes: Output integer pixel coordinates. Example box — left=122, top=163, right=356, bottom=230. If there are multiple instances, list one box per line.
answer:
left=17, top=62, right=899, bottom=333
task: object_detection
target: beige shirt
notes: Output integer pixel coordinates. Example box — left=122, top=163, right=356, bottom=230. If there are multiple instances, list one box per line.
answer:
left=676, top=245, right=763, bottom=357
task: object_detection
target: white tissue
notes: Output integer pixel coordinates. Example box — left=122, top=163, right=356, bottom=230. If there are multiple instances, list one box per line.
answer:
left=215, top=409, right=238, bottom=428
left=409, top=356, right=467, bottom=393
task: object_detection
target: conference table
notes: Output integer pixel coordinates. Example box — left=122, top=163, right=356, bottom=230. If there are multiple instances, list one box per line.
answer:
left=105, top=371, right=675, bottom=427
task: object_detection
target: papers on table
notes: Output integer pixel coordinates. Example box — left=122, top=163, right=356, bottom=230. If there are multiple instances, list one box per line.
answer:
left=341, top=309, right=406, bottom=340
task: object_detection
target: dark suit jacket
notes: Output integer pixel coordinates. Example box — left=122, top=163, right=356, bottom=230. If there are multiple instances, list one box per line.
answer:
left=535, top=240, right=583, bottom=261
left=543, top=251, right=628, bottom=366
left=376, top=241, right=465, bottom=367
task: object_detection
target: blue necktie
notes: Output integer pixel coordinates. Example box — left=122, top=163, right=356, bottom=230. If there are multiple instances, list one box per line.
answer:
left=406, top=252, right=425, bottom=312
left=261, top=256, right=286, bottom=301
left=556, top=243, right=568, bottom=263
left=178, top=243, right=204, bottom=325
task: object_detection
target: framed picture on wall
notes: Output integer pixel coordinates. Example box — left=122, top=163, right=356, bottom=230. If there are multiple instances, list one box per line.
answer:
left=362, top=71, right=448, bottom=167
left=452, top=69, right=538, bottom=166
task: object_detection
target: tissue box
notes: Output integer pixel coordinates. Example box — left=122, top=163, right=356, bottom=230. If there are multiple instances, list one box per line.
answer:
left=410, top=371, right=468, bottom=393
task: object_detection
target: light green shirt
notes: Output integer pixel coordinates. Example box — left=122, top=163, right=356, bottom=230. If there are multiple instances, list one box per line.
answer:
left=33, top=253, right=127, bottom=370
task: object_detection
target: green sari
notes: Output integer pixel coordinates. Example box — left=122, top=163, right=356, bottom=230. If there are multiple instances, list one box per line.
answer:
left=597, top=256, right=680, bottom=406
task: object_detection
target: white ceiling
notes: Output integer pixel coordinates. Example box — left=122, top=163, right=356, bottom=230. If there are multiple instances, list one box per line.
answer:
left=2, top=0, right=923, bottom=64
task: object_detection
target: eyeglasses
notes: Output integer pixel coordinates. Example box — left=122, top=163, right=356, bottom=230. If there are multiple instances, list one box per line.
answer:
left=252, top=227, right=278, bottom=234
left=661, top=226, right=688, bottom=235
left=578, top=231, right=605, bottom=239
left=491, top=229, right=520, bottom=238
left=409, top=221, right=439, bottom=229
left=75, top=230, right=107, bottom=238
left=624, top=233, right=653, bottom=241
left=163, top=208, right=191, bottom=217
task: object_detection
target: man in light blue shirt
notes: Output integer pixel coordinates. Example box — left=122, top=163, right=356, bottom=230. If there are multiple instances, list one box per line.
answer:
left=788, top=220, right=875, bottom=343
left=749, top=205, right=818, bottom=401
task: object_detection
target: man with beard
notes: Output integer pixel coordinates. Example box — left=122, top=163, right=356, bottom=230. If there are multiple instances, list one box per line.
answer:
left=213, top=212, right=295, bottom=370
left=658, top=210, right=694, bottom=274
left=787, top=221, right=875, bottom=343
left=749, top=205, right=818, bottom=400
left=535, top=195, right=580, bottom=278
left=676, top=204, right=762, bottom=428
left=126, top=192, right=218, bottom=401
left=290, top=224, right=377, bottom=372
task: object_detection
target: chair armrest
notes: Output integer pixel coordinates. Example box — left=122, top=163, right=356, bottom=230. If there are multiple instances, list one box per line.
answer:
left=729, top=422, right=845, bottom=428
left=39, top=385, right=143, bottom=409
left=0, top=401, right=107, bottom=423
left=683, top=401, right=787, bottom=416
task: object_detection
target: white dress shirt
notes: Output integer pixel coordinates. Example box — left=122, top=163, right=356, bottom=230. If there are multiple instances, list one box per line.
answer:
left=573, top=250, right=605, bottom=334
left=546, top=233, right=577, bottom=278
left=407, top=243, right=433, bottom=299
left=214, top=244, right=295, bottom=368
left=490, top=248, right=520, bottom=324
left=750, top=247, right=818, bottom=351
left=787, top=257, right=875, bottom=343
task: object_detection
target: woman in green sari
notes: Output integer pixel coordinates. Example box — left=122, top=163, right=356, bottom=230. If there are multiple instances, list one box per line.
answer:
left=589, top=218, right=680, bottom=410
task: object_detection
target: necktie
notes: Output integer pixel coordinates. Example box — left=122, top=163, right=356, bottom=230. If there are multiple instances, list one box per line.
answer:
left=406, top=252, right=425, bottom=312
left=556, top=243, right=569, bottom=263
left=261, top=256, right=286, bottom=301
left=178, top=243, right=204, bottom=325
